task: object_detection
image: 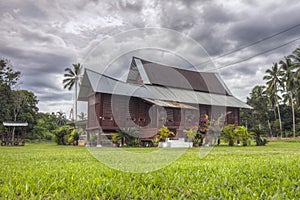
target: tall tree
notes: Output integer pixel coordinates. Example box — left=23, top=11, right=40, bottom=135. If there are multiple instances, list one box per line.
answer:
left=263, top=63, right=284, bottom=137
left=246, top=85, right=270, bottom=131
left=0, top=58, right=39, bottom=141
left=0, top=58, right=21, bottom=123
left=63, top=63, right=82, bottom=121
left=11, top=90, right=27, bottom=141
left=289, top=47, right=300, bottom=109
left=280, top=57, right=297, bottom=138
left=0, top=58, right=21, bottom=87
left=11, top=90, right=39, bottom=140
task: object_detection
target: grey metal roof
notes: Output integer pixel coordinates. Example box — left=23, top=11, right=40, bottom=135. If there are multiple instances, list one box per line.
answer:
left=3, top=122, right=28, bottom=127
left=78, top=69, right=252, bottom=109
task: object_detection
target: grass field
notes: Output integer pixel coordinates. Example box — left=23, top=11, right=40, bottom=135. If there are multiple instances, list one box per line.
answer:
left=0, top=141, right=300, bottom=199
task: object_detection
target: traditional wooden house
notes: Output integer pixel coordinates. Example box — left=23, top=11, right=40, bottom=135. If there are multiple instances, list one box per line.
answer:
left=78, top=57, right=251, bottom=146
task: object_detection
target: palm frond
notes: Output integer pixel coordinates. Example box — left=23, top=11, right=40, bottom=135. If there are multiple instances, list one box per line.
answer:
left=64, top=68, right=75, bottom=76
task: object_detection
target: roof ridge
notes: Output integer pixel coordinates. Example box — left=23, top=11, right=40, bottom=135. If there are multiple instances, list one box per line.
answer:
left=133, top=56, right=216, bottom=74
left=85, top=68, right=146, bottom=87
left=85, top=68, right=122, bottom=82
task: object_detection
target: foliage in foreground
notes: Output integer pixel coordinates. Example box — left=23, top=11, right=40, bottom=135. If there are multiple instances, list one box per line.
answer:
left=0, top=141, right=299, bottom=199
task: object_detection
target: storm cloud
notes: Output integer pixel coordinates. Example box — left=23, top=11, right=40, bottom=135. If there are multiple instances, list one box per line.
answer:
left=1, top=0, right=300, bottom=114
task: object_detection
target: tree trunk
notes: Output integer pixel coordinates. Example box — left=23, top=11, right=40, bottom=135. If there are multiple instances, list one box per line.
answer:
left=273, top=107, right=277, bottom=119
left=288, top=92, right=296, bottom=138
left=229, top=139, right=234, bottom=146
left=242, top=139, right=247, bottom=146
left=291, top=97, right=296, bottom=138
left=277, top=104, right=283, bottom=138
left=75, top=80, right=78, bottom=121
left=12, top=126, right=15, bottom=143
left=12, top=111, right=17, bottom=143
left=267, top=120, right=272, bottom=137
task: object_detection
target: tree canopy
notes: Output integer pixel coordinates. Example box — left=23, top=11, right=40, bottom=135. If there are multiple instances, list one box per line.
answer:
left=241, top=46, right=300, bottom=138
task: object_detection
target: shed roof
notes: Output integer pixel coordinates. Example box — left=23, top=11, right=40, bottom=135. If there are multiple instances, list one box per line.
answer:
left=78, top=68, right=252, bottom=109
left=3, top=122, right=28, bottom=127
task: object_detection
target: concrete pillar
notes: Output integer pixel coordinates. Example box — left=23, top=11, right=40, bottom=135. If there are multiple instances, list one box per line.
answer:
left=96, top=130, right=102, bottom=147
left=85, top=131, right=90, bottom=147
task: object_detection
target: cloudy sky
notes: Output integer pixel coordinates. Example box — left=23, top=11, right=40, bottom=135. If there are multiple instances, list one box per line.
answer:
left=1, top=0, right=300, bottom=117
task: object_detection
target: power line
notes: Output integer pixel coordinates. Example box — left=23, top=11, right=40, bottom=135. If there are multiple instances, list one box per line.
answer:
left=207, top=36, right=300, bottom=72
left=195, top=23, right=300, bottom=67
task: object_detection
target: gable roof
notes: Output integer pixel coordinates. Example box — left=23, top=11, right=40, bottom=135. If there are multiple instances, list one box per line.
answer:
left=126, top=57, right=232, bottom=95
left=78, top=68, right=251, bottom=109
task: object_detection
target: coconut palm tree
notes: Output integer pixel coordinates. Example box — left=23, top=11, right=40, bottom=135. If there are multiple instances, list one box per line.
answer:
left=56, top=111, right=67, bottom=126
left=289, top=47, right=300, bottom=108
left=63, top=63, right=82, bottom=121
left=290, top=47, right=300, bottom=60
left=263, top=63, right=284, bottom=137
left=279, top=57, right=296, bottom=138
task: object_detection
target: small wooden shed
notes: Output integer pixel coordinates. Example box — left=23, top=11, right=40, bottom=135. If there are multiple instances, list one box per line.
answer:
left=1, top=122, right=27, bottom=146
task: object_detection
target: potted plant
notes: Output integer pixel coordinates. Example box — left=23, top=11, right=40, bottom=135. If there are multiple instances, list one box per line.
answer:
left=193, top=138, right=200, bottom=147
left=158, top=126, right=174, bottom=142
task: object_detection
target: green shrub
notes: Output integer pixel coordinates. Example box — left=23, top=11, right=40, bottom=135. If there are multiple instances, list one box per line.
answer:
left=234, top=125, right=253, bottom=146
left=68, top=129, right=80, bottom=145
left=115, top=128, right=140, bottom=147
left=221, top=124, right=236, bottom=146
left=251, top=127, right=268, bottom=146
left=183, top=126, right=197, bottom=142
left=158, top=126, right=174, bottom=142
left=52, top=125, right=72, bottom=145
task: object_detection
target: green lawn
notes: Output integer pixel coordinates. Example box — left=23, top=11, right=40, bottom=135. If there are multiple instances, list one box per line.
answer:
left=0, top=141, right=299, bottom=199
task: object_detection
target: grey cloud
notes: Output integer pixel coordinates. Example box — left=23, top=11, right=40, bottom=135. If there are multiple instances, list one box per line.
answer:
left=2, top=0, right=300, bottom=113
left=183, top=2, right=240, bottom=56
left=227, top=2, right=300, bottom=50
left=20, top=28, right=66, bottom=47
left=115, top=0, right=144, bottom=12
left=176, top=0, right=209, bottom=7
left=189, top=25, right=231, bottom=57
left=0, top=45, right=73, bottom=74
left=201, top=3, right=239, bottom=24
left=159, top=2, right=196, bottom=31
left=22, top=79, right=61, bottom=92
left=0, top=1, right=47, bottom=20
left=38, top=91, right=71, bottom=102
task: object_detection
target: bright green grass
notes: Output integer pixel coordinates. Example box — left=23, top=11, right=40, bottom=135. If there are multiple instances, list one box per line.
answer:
left=0, top=141, right=300, bottom=199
